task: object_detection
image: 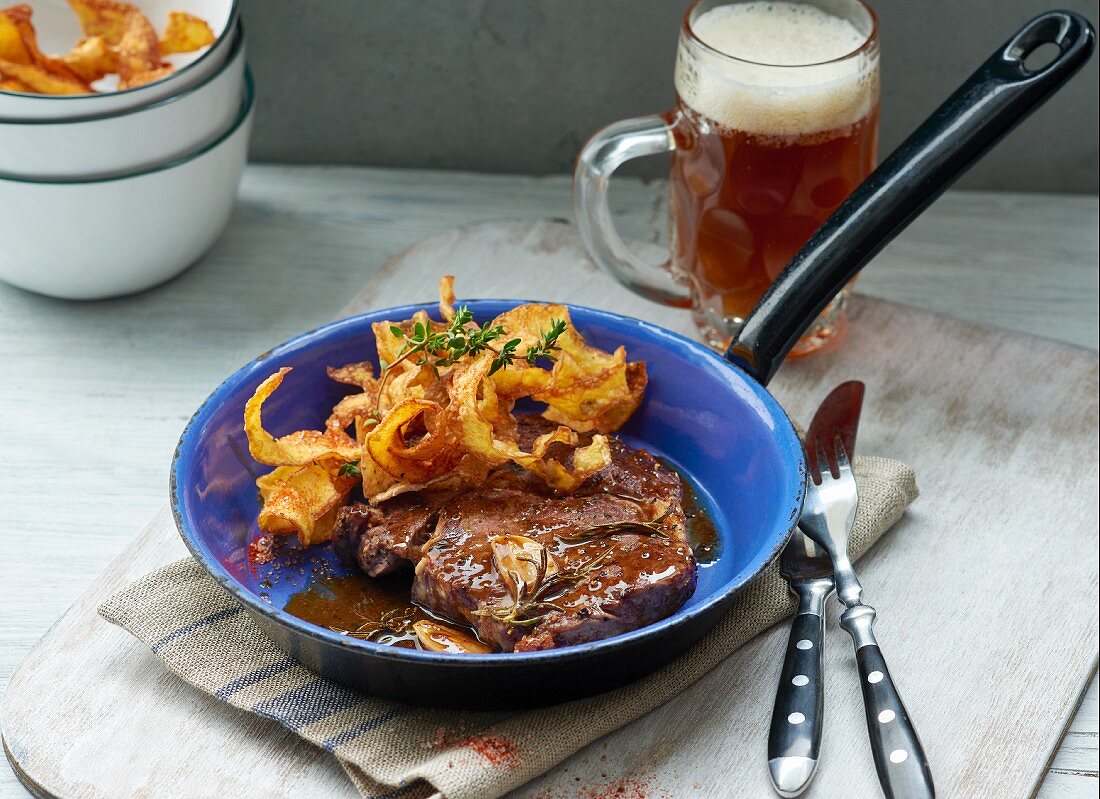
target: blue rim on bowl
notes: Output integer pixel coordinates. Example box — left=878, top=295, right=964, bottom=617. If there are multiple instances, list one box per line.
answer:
left=0, top=1, right=241, bottom=106
left=170, top=301, right=806, bottom=672
left=0, top=67, right=253, bottom=185
left=0, top=18, right=244, bottom=127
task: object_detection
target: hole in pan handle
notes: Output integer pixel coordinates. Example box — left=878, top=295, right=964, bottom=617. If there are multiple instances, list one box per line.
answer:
left=726, top=10, right=1095, bottom=386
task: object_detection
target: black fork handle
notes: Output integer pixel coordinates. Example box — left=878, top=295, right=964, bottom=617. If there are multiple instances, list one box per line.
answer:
left=727, top=10, right=1095, bottom=384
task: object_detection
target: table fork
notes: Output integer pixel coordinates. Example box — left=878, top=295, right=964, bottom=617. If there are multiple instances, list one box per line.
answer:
left=799, top=436, right=935, bottom=799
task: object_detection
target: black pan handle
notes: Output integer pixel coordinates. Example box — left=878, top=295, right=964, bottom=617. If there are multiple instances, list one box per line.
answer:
left=726, top=10, right=1095, bottom=384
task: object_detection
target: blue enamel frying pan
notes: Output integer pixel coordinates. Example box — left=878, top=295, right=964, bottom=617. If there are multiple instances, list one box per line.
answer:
left=172, top=13, right=1092, bottom=707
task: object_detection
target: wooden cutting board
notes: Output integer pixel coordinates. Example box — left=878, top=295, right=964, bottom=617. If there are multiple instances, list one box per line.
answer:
left=3, top=220, right=1097, bottom=799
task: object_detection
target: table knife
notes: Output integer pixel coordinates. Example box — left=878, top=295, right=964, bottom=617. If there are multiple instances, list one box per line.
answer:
left=768, top=527, right=834, bottom=797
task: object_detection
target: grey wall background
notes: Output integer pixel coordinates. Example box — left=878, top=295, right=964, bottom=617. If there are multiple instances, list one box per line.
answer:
left=243, top=0, right=1099, bottom=193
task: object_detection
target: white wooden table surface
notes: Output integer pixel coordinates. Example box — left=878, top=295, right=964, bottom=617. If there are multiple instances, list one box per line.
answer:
left=0, top=166, right=1096, bottom=798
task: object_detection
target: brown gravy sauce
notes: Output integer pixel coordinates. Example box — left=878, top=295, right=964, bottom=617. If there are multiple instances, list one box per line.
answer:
left=678, top=470, right=721, bottom=565
left=284, top=471, right=720, bottom=649
left=283, top=571, right=430, bottom=649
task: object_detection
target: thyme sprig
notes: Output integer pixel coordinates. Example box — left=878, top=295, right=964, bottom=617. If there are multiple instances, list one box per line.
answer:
left=337, top=462, right=362, bottom=478
left=524, top=318, right=567, bottom=365
left=373, top=306, right=567, bottom=408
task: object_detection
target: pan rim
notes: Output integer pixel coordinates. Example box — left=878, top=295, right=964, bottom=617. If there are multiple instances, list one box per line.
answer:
left=171, top=300, right=805, bottom=668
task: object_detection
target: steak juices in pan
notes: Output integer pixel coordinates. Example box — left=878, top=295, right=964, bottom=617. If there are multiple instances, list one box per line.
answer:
left=246, top=278, right=706, bottom=654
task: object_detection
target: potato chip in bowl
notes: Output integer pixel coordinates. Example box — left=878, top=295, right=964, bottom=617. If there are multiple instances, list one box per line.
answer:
left=0, top=0, right=238, bottom=119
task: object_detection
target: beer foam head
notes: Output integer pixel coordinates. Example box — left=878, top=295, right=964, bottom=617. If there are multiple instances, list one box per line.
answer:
left=675, top=1, right=878, bottom=138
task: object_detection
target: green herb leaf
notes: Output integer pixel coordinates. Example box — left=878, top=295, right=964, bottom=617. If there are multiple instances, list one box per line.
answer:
left=373, top=312, right=570, bottom=415
left=337, top=462, right=362, bottom=478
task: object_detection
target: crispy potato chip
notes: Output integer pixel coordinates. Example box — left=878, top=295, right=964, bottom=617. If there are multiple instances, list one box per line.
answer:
left=0, top=74, right=31, bottom=91
left=367, top=455, right=491, bottom=505
left=0, top=57, right=89, bottom=93
left=372, top=310, right=443, bottom=374
left=0, top=8, right=34, bottom=65
left=438, top=274, right=456, bottom=322
left=450, top=354, right=612, bottom=491
left=488, top=360, right=552, bottom=400
left=116, top=62, right=169, bottom=88
left=158, top=10, right=214, bottom=55
left=449, top=354, right=516, bottom=468
left=485, top=303, right=644, bottom=431
left=365, top=398, right=461, bottom=483
left=325, top=362, right=382, bottom=434
left=524, top=424, right=612, bottom=491
left=68, top=0, right=135, bottom=45
left=62, top=35, right=117, bottom=82
left=245, top=278, right=643, bottom=541
left=379, top=363, right=438, bottom=412
left=358, top=448, right=397, bottom=498
left=326, top=392, right=378, bottom=434
left=478, top=303, right=561, bottom=401
left=68, top=1, right=165, bottom=86
left=1, top=5, right=90, bottom=90
left=257, top=464, right=355, bottom=546
left=542, top=360, right=647, bottom=433
left=3, top=3, right=213, bottom=95
left=327, top=362, right=376, bottom=389
left=114, top=15, right=161, bottom=85
left=245, top=368, right=360, bottom=466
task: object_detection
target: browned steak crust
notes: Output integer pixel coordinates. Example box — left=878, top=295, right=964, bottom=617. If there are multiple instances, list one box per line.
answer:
left=334, top=415, right=698, bottom=651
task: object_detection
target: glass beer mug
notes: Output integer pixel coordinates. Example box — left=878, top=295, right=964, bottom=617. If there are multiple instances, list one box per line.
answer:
left=574, top=0, right=880, bottom=354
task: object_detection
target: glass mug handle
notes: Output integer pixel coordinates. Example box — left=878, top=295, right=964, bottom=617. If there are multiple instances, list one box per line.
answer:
left=573, top=116, right=692, bottom=307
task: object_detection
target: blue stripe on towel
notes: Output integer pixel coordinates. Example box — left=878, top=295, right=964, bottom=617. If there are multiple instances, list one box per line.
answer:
left=151, top=607, right=244, bottom=653
left=250, top=678, right=365, bottom=729
left=321, top=707, right=413, bottom=751
left=215, top=658, right=297, bottom=699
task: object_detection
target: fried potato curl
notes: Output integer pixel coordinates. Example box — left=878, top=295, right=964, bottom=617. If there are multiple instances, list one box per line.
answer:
left=244, top=277, right=647, bottom=545
left=0, top=3, right=215, bottom=95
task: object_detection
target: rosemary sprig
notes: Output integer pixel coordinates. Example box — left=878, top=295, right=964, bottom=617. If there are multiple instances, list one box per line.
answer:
left=475, top=545, right=616, bottom=628
left=556, top=504, right=676, bottom=542
left=556, top=519, right=670, bottom=542
left=330, top=605, right=417, bottom=641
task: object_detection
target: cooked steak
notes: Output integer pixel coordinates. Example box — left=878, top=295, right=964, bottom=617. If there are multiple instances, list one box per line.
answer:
left=334, top=415, right=698, bottom=651
left=332, top=490, right=451, bottom=577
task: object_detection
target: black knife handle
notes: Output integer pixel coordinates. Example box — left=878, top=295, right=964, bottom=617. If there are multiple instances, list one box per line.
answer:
left=768, top=578, right=832, bottom=797
left=842, top=606, right=935, bottom=799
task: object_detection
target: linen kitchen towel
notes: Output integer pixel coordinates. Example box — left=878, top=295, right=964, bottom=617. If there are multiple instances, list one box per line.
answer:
left=100, top=454, right=917, bottom=799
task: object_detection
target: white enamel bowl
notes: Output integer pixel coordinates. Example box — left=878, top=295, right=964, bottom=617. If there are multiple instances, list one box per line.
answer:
left=0, top=0, right=238, bottom=121
left=0, top=71, right=253, bottom=300
left=0, top=24, right=243, bottom=179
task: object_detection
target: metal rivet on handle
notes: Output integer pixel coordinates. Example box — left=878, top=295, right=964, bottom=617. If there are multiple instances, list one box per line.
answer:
left=890, top=750, right=909, bottom=764
left=788, top=712, right=806, bottom=725
left=867, top=670, right=883, bottom=683
left=878, top=709, right=896, bottom=723
left=796, top=639, right=813, bottom=650
left=792, top=674, right=809, bottom=686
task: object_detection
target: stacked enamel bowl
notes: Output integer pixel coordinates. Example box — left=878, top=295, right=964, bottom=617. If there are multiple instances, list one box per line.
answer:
left=0, top=1, right=250, bottom=299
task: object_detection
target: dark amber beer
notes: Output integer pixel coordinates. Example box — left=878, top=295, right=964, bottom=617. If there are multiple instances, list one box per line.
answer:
left=575, top=0, right=880, bottom=355
left=670, top=1, right=879, bottom=352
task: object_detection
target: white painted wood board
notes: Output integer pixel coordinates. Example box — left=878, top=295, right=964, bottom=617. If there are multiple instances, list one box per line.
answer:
left=2, top=220, right=1096, bottom=799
